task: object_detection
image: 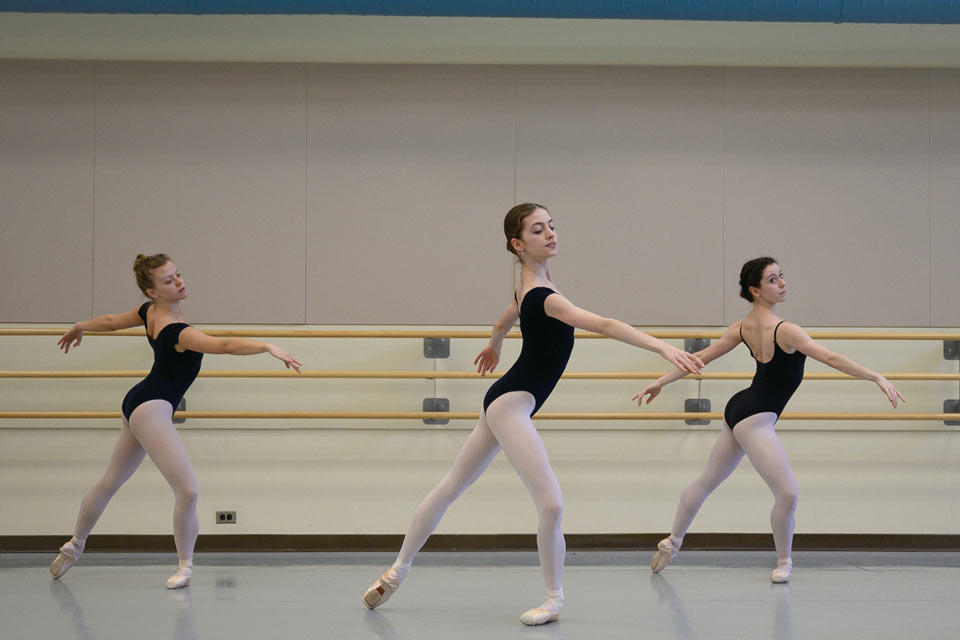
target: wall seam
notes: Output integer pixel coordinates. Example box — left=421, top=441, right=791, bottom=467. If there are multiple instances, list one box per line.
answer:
left=304, top=62, right=309, bottom=326
left=513, top=65, right=519, bottom=205
left=928, top=67, right=932, bottom=328
left=90, top=62, right=98, bottom=318
left=513, top=65, right=519, bottom=293
left=720, top=66, right=727, bottom=326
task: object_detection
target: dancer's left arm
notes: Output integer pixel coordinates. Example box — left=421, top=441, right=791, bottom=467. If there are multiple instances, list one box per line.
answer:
left=542, top=294, right=703, bottom=374
left=776, top=322, right=905, bottom=408
left=176, top=328, right=303, bottom=373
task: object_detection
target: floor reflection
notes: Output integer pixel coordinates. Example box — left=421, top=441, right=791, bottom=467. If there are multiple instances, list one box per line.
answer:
left=48, top=579, right=197, bottom=640
left=649, top=573, right=794, bottom=640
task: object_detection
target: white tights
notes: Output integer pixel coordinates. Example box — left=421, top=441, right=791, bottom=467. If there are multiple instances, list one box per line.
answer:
left=71, top=399, right=199, bottom=563
left=669, top=412, right=798, bottom=560
left=395, top=391, right=565, bottom=596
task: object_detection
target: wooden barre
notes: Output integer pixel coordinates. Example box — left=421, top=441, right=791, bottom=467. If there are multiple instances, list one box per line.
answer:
left=2, top=328, right=959, bottom=340
left=1, top=411, right=958, bottom=420
left=2, top=370, right=959, bottom=381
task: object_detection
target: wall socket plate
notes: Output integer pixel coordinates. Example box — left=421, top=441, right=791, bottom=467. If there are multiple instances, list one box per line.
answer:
left=216, top=511, right=237, bottom=524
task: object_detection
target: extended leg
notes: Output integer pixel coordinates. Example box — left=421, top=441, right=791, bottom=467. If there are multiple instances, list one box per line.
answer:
left=362, top=413, right=501, bottom=609
left=652, top=424, right=745, bottom=573
left=51, top=420, right=146, bottom=579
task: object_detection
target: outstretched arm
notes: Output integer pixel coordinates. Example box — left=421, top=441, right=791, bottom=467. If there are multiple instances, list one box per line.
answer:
left=542, top=294, right=704, bottom=374
left=176, top=327, right=303, bottom=373
left=57, top=305, right=146, bottom=353
left=475, top=301, right=520, bottom=376
left=634, top=322, right=743, bottom=405
left=777, top=322, right=904, bottom=408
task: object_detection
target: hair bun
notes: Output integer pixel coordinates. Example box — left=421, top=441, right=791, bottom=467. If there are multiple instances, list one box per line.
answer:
left=132, top=253, right=171, bottom=297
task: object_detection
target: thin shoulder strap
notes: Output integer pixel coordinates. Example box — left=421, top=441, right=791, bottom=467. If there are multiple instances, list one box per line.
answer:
left=739, top=322, right=756, bottom=359
left=773, top=320, right=786, bottom=345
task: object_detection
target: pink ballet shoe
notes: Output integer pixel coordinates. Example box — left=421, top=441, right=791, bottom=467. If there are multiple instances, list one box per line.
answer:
left=165, top=565, right=192, bottom=589
left=520, top=607, right=560, bottom=626
left=50, top=539, right=82, bottom=580
left=770, top=558, right=792, bottom=583
left=362, top=567, right=403, bottom=609
left=650, top=536, right=680, bottom=573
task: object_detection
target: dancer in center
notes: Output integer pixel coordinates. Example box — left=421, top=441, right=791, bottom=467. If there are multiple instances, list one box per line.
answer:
left=362, top=203, right=704, bottom=625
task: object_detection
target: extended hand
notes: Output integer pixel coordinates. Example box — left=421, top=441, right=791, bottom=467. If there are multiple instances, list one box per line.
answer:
left=662, top=346, right=704, bottom=375
left=632, top=382, right=662, bottom=406
left=268, top=345, right=303, bottom=373
left=474, top=346, right=500, bottom=377
left=877, top=377, right=905, bottom=408
left=57, top=325, right=83, bottom=353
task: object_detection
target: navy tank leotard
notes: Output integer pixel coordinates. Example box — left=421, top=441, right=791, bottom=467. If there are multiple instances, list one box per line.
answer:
left=121, top=302, right=203, bottom=421
left=723, top=320, right=805, bottom=429
left=483, top=286, right=575, bottom=416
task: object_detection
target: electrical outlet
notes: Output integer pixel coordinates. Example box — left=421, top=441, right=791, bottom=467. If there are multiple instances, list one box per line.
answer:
left=216, top=511, right=237, bottom=524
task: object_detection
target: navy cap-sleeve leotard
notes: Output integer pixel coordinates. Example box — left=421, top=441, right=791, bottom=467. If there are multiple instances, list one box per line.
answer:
left=723, top=320, right=805, bottom=429
left=483, top=287, right=575, bottom=417
left=121, top=302, right=203, bottom=421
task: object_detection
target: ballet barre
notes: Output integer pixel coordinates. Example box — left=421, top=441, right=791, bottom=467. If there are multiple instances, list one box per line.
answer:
left=3, top=328, right=960, bottom=340
left=1, top=370, right=959, bottom=381
left=1, top=411, right=959, bottom=421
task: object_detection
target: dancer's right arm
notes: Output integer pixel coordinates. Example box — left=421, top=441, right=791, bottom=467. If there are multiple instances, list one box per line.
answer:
left=474, top=302, right=520, bottom=376
left=633, top=322, right=743, bottom=405
left=57, top=306, right=146, bottom=353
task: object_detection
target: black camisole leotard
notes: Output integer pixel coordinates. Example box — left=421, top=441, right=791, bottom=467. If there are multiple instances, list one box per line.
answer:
left=121, top=302, right=204, bottom=421
left=723, top=320, right=805, bottom=429
left=483, top=287, right=575, bottom=416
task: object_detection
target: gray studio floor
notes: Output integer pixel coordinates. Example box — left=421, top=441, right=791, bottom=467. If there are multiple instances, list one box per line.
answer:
left=2, top=551, right=958, bottom=640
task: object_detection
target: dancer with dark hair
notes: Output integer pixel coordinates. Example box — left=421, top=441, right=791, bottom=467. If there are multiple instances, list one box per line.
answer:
left=362, top=204, right=704, bottom=625
left=50, top=253, right=301, bottom=588
left=637, top=257, right=904, bottom=583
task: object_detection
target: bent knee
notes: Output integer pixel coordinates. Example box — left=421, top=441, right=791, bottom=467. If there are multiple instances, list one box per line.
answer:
left=174, top=483, right=200, bottom=505
left=777, top=487, right=799, bottom=509
left=97, top=475, right=126, bottom=495
left=538, top=496, right=564, bottom=524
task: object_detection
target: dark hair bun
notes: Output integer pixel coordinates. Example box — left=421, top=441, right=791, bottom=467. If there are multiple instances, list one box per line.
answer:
left=739, top=257, right=778, bottom=302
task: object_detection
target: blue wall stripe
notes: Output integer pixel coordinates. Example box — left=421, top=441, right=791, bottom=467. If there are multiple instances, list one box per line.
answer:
left=1, top=0, right=958, bottom=23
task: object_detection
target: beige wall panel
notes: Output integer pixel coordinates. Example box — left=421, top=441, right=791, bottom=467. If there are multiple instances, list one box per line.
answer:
left=305, top=65, right=516, bottom=324
left=4, top=427, right=958, bottom=536
left=931, top=70, right=960, bottom=327
left=722, top=68, right=930, bottom=327
left=0, top=61, right=95, bottom=322
left=515, top=66, right=725, bottom=326
left=92, top=62, right=307, bottom=323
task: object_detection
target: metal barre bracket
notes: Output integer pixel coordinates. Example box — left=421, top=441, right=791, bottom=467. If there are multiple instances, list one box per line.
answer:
left=173, top=398, right=186, bottom=424
left=422, top=398, right=450, bottom=425
left=944, top=400, right=960, bottom=426
left=685, top=338, right=710, bottom=353
left=423, top=338, right=450, bottom=359
left=944, top=341, right=959, bottom=360
left=684, top=398, right=711, bottom=426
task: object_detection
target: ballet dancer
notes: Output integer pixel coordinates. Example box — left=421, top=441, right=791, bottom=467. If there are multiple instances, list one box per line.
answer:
left=362, top=203, right=704, bottom=625
left=636, top=257, right=904, bottom=583
left=50, top=253, right=302, bottom=588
